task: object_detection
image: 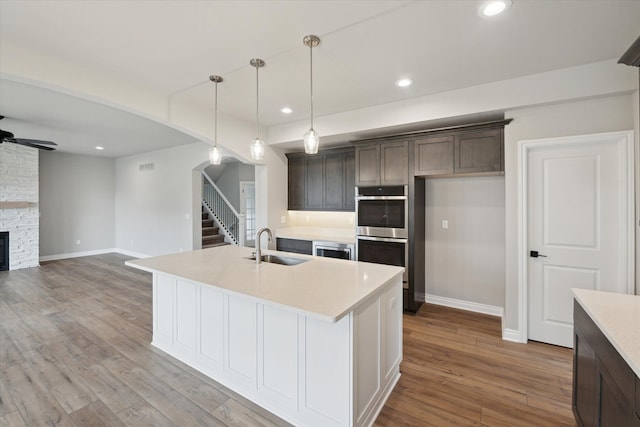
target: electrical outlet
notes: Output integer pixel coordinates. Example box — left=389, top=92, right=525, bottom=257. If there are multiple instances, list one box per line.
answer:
left=281, top=216, right=286, bottom=224
left=348, top=216, right=354, bottom=225
left=442, top=220, right=449, bottom=229
left=76, top=239, right=81, bottom=245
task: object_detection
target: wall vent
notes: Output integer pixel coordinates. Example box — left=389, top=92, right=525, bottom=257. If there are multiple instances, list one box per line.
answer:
left=139, top=162, right=155, bottom=172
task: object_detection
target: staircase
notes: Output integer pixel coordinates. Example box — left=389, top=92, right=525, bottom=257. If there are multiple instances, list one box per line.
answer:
left=202, top=208, right=229, bottom=249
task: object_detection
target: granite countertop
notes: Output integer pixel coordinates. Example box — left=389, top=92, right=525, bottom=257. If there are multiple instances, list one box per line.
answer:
left=126, top=245, right=403, bottom=323
left=573, top=288, right=640, bottom=377
left=275, top=227, right=356, bottom=245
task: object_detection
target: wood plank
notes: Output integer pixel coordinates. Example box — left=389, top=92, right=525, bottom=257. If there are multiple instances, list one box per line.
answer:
left=2, top=362, right=77, bottom=427
left=22, top=347, right=97, bottom=414
left=70, top=400, right=126, bottom=427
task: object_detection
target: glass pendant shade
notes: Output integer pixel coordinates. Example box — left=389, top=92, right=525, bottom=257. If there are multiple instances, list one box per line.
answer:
left=250, top=138, right=265, bottom=161
left=303, top=128, right=319, bottom=154
left=209, top=146, right=222, bottom=165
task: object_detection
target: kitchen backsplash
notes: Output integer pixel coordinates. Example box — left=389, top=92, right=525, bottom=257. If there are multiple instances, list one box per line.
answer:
left=286, top=211, right=355, bottom=230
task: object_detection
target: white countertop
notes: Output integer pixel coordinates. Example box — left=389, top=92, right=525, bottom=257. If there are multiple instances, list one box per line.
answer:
left=573, top=289, right=640, bottom=378
left=126, top=245, right=403, bottom=323
left=275, top=227, right=356, bottom=245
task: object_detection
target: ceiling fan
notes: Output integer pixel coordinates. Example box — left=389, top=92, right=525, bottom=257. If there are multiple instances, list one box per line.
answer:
left=0, top=115, right=57, bottom=151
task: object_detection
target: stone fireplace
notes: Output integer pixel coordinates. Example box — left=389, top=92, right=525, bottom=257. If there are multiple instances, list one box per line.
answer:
left=0, top=143, right=39, bottom=270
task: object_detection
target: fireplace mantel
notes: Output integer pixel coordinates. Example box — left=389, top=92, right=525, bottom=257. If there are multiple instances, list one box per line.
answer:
left=0, top=201, right=37, bottom=209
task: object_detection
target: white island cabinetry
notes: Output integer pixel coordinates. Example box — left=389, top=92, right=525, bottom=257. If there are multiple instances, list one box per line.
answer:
left=128, top=246, right=403, bottom=427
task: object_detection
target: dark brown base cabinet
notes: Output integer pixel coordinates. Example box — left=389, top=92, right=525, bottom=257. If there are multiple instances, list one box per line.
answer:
left=573, top=301, right=640, bottom=427
left=275, top=238, right=312, bottom=255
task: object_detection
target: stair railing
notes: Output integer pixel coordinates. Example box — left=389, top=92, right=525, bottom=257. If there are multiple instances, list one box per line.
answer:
left=202, top=172, right=245, bottom=246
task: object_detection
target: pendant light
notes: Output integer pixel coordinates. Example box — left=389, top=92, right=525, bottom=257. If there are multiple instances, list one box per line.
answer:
left=208, top=75, right=223, bottom=165
left=250, top=58, right=265, bottom=161
left=303, top=35, right=320, bottom=154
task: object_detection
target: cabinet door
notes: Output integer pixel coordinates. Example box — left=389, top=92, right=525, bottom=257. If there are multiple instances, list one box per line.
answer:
left=355, top=144, right=380, bottom=186
left=343, top=150, right=356, bottom=211
left=324, top=152, right=344, bottom=209
left=454, top=129, right=503, bottom=173
left=414, top=136, right=454, bottom=176
left=287, top=156, right=305, bottom=210
left=599, top=363, right=635, bottom=427
left=574, top=327, right=598, bottom=427
left=380, top=141, right=408, bottom=185
left=305, top=156, right=324, bottom=209
left=636, top=376, right=640, bottom=423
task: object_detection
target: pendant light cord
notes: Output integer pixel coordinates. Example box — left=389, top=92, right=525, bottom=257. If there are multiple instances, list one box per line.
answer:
left=255, top=63, right=260, bottom=140
left=309, top=43, right=314, bottom=130
left=214, top=80, right=218, bottom=148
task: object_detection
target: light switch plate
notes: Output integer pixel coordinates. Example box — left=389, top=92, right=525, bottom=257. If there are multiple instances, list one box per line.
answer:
left=442, top=220, right=449, bottom=229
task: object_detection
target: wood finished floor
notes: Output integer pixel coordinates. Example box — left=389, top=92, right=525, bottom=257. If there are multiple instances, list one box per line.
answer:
left=0, top=253, right=575, bottom=426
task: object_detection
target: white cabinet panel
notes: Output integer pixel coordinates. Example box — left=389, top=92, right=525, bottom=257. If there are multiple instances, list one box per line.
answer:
left=383, top=284, right=402, bottom=383
left=199, top=285, right=224, bottom=371
left=154, top=275, right=175, bottom=347
left=227, top=295, right=257, bottom=386
left=355, top=297, right=381, bottom=422
left=303, top=314, right=350, bottom=425
left=175, top=279, right=197, bottom=357
left=260, top=306, right=298, bottom=406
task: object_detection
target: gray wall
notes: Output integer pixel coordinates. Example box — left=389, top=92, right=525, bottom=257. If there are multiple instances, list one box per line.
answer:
left=205, top=161, right=255, bottom=212
left=39, top=151, right=115, bottom=257
left=425, top=176, right=505, bottom=308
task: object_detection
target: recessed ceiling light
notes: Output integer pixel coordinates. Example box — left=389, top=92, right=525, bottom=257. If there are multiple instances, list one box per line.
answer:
left=395, top=78, right=413, bottom=88
left=95, top=146, right=104, bottom=150
left=480, top=0, right=511, bottom=17
left=281, top=107, right=292, bottom=114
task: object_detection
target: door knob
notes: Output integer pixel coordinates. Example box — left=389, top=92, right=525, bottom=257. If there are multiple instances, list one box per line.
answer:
left=530, top=250, right=547, bottom=258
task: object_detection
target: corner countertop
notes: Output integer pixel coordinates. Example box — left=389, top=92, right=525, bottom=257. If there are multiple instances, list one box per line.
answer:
left=573, top=288, right=640, bottom=378
left=275, top=227, right=356, bottom=245
left=126, top=245, right=403, bottom=323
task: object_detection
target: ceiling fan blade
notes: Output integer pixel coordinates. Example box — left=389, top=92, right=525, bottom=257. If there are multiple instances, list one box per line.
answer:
left=12, top=140, right=56, bottom=151
left=13, top=138, right=57, bottom=146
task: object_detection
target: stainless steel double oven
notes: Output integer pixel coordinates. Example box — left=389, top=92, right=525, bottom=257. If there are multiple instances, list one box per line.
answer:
left=355, top=185, right=408, bottom=286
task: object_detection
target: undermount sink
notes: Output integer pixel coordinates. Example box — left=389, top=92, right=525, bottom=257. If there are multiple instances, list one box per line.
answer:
left=245, top=254, right=308, bottom=266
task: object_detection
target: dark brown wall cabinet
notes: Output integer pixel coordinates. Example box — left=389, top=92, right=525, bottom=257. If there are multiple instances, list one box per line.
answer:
left=355, top=140, right=408, bottom=186
left=573, top=302, right=639, bottom=427
left=414, top=128, right=504, bottom=176
left=276, top=238, right=312, bottom=255
left=286, top=147, right=355, bottom=211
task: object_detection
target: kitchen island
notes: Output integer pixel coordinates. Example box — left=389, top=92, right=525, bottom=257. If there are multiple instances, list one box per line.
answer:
left=126, top=245, right=404, bottom=427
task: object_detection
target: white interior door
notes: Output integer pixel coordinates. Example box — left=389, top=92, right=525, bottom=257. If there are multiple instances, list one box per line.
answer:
left=527, top=131, right=633, bottom=348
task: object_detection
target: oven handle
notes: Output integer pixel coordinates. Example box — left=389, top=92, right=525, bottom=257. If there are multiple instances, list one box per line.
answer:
left=355, top=195, right=407, bottom=201
left=356, top=235, right=408, bottom=244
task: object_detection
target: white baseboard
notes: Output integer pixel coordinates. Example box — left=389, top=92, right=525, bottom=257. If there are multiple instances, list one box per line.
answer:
left=40, top=248, right=117, bottom=262
left=39, top=248, right=151, bottom=262
left=502, top=328, right=525, bottom=343
left=113, top=248, right=151, bottom=259
left=424, top=294, right=504, bottom=317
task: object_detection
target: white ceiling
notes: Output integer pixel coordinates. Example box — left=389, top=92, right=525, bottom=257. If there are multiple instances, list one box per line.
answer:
left=1, top=0, right=639, bottom=157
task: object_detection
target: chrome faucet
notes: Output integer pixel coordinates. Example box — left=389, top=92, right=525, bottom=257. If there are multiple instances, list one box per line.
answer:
left=255, top=227, right=273, bottom=264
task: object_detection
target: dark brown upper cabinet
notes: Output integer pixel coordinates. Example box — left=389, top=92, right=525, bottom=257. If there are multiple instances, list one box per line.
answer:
left=414, top=124, right=506, bottom=177
left=286, top=147, right=355, bottom=212
left=454, top=129, right=503, bottom=174
left=355, top=140, right=408, bottom=186
left=287, top=155, right=306, bottom=210
left=414, top=135, right=454, bottom=176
